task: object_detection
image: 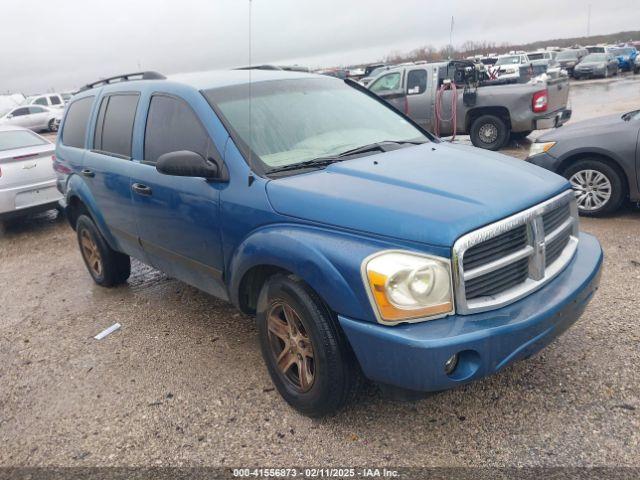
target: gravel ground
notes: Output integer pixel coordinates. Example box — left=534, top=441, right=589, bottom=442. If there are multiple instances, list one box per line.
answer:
left=0, top=76, right=638, bottom=468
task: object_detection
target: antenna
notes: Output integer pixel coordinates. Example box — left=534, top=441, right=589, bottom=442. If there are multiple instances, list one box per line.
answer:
left=248, top=0, right=255, bottom=178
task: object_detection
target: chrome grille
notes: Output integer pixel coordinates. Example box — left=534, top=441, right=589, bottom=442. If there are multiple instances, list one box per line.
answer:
left=453, top=190, right=579, bottom=314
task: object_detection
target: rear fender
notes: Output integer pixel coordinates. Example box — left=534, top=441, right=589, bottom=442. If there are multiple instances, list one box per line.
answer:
left=65, top=174, right=120, bottom=250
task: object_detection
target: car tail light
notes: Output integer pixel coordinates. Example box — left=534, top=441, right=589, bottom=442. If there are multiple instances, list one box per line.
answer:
left=532, top=90, right=548, bottom=113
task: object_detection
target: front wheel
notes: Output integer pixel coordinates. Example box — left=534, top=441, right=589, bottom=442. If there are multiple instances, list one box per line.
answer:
left=48, top=119, right=58, bottom=132
left=470, top=114, right=509, bottom=150
left=564, top=160, right=625, bottom=216
left=256, top=274, right=362, bottom=417
left=76, top=215, right=131, bottom=286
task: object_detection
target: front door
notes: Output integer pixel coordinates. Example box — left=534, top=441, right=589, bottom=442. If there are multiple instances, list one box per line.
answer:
left=130, top=93, right=226, bottom=298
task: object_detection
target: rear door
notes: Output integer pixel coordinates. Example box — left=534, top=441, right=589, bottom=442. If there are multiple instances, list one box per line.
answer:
left=129, top=92, right=226, bottom=297
left=82, top=92, right=144, bottom=259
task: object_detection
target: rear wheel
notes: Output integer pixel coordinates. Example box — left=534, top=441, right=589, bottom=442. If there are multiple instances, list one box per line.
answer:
left=256, top=274, right=362, bottom=417
left=563, top=160, right=625, bottom=216
left=470, top=114, right=510, bottom=150
left=76, top=215, right=130, bottom=286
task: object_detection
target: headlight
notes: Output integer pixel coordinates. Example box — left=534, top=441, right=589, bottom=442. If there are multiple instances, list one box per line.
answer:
left=362, top=251, right=454, bottom=324
left=529, top=141, right=556, bottom=157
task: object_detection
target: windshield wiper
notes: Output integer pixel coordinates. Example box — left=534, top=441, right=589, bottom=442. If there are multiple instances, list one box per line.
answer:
left=267, top=140, right=426, bottom=175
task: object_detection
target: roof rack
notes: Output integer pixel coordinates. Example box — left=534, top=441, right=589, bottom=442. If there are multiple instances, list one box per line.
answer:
left=79, top=71, right=166, bottom=92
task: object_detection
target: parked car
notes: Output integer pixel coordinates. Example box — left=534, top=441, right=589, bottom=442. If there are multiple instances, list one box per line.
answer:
left=55, top=70, right=602, bottom=416
left=369, top=62, right=571, bottom=150
left=0, top=105, right=63, bottom=132
left=0, top=126, right=61, bottom=225
left=22, top=93, right=66, bottom=109
left=359, top=65, right=393, bottom=87
left=556, top=49, right=588, bottom=77
left=609, top=46, right=639, bottom=71
left=573, top=53, right=619, bottom=79
left=527, top=109, right=640, bottom=216
left=494, top=53, right=531, bottom=80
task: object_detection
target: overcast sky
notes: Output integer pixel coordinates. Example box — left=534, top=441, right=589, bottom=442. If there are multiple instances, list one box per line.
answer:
left=2, top=0, right=638, bottom=94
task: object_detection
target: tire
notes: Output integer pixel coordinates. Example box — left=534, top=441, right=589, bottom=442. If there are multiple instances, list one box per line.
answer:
left=563, top=160, right=625, bottom=216
left=48, top=119, right=58, bottom=132
left=76, top=215, right=131, bottom=286
left=470, top=114, right=509, bottom=150
left=256, top=274, right=362, bottom=417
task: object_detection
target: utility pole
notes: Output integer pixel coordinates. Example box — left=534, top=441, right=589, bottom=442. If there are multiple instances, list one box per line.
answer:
left=449, top=16, right=454, bottom=60
left=587, top=4, right=591, bottom=38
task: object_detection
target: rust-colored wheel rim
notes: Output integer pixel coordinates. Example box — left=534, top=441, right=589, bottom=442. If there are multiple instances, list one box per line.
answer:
left=80, top=229, right=103, bottom=277
left=266, top=301, right=315, bottom=392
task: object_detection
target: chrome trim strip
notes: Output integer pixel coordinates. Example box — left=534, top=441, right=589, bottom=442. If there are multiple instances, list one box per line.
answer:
left=545, top=215, right=574, bottom=243
left=463, top=245, right=534, bottom=281
left=452, top=190, right=578, bottom=315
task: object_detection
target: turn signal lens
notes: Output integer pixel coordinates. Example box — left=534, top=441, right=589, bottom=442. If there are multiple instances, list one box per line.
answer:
left=363, top=251, right=454, bottom=324
left=529, top=141, right=556, bottom=157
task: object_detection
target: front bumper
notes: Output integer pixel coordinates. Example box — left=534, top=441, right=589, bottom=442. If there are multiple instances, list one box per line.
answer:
left=534, top=108, right=572, bottom=130
left=339, top=233, right=602, bottom=392
left=525, top=151, right=562, bottom=171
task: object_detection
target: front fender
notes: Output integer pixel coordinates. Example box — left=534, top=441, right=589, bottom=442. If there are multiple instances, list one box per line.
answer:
left=66, top=174, right=120, bottom=251
left=227, top=224, right=408, bottom=323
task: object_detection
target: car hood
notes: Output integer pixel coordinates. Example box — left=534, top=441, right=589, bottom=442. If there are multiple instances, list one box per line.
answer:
left=538, top=113, right=624, bottom=141
left=266, top=143, right=569, bottom=248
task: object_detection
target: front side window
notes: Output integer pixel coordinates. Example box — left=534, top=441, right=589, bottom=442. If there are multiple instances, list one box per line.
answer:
left=62, top=96, right=94, bottom=149
left=144, top=95, right=215, bottom=163
left=204, top=78, right=428, bottom=173
left=370, top=72, right=401, bottom=93
left=406, top=69, right=427, bottom=95
left=93, top=94, right=139, bottom=158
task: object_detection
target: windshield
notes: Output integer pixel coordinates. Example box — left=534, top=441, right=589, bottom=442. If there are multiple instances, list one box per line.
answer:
left=557, top=50, right=579, bottom=60
left=0, top=130, right=48, bottom=152
left=367, top=67, right=387, bottom=78
left=622, top=110, right=640, bottom=121
left=583, top=54, right=607, bottom=62
left=495, top=56, right=521, bottom=65
left=204, top=78, right=428, bottom=173
left=587, top=47, right=605, bottom=53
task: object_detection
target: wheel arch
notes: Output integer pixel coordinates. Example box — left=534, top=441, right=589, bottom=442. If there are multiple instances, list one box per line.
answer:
left=558, top=151, right=630, bottom=198
left=227, top=225, right=379, bottom=322
left=465, top=106, right=512, bottom=132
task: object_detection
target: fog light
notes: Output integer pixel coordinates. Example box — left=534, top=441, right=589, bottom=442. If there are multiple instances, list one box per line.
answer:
left=444, top=354, right=459, bottom=375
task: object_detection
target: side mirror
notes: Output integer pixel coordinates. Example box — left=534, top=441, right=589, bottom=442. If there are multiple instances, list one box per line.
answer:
left=156, top=150, right=221, bottom=180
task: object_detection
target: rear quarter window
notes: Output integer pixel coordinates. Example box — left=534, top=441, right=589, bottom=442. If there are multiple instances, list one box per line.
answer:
left=62, top=97, right=95, bottom=149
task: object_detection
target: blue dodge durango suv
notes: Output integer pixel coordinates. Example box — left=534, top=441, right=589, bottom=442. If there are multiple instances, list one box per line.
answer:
left=55, top=70, right=602, bottom=416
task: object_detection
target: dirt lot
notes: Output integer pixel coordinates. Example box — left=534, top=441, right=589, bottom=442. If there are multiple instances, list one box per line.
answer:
left=1, top=75, right=639, bottom=468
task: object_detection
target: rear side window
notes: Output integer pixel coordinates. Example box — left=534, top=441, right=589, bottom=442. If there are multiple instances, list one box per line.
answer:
left=407, top=69, right=427, bottom=95
left=144, top=95, right=215, bottom=163
left=94, top=94, right=139, bottom=158
left=50, top=95, right=62, bottom=105
left=29, top=107, right=46, bottom=114
left=62, top=97, right=94, bottom=148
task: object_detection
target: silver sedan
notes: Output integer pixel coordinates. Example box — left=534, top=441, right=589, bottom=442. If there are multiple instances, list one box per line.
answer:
left=0, top=126, right=62, bottom=226
left=0, top=105, right=63, bottom=133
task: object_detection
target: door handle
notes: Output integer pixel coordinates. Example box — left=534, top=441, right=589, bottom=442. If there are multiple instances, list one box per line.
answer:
left=132, top=183, right=153, bottom=196
left=81, top=169, right=95, bottom=178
